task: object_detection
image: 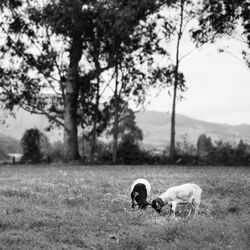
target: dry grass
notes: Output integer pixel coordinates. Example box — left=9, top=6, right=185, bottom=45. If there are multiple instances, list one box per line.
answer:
left=0, top=164, right=249, bottom=249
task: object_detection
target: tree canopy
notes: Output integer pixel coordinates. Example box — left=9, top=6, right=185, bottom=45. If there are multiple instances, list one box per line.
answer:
left=193, top=0, right=250, bottom=66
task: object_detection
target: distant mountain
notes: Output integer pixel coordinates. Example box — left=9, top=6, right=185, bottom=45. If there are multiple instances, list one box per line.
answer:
left=0, top=108, right=63, bottom=143
left=1, top=109, right=249, bottom=150
left=135, top=111, right=250, bottom=149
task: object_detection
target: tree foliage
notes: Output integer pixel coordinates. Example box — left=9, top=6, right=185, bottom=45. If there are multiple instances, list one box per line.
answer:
left=196, top=134, right=250, bottom=166
left=193, top=0, right=250, bottom=67
left=117, top=108, right=143, bottom=164
left=20, top=128, right=50, bottom=163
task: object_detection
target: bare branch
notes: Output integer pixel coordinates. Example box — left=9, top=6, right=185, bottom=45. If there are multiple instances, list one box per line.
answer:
left=44, top=24, right=66, bottom=101
left=99, top=70, right=116, bottom=97
left=118, top=106, right=144, bottom=124
left=179, top=46, right=196, bottom=62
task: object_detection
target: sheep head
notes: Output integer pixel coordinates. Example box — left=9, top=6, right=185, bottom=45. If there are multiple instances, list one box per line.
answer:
left=151, top=198, right=165, bottom=213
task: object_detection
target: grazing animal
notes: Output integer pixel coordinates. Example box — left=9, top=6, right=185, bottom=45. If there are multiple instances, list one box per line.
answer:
left=131, top=178, right=151, bottom=210
left=151, top=183, right=202, bottom=218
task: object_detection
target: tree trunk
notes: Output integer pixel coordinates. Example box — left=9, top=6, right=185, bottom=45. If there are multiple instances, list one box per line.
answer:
left=170, top=82, right=177, bottom=162
left=90, top=77, right=100, bottom=163
left=63, top=35, right=82, bottom=161
left=169, top=0, right=184, bottom=162
left=112, top=63, right=119, bottom=164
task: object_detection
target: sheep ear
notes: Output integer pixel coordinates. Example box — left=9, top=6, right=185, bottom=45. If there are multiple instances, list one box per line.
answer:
left=156, top=202, right=161, bottom=209
left=134, top=192, right=139, bottom=198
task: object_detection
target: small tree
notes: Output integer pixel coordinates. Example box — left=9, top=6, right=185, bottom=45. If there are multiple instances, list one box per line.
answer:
left=213, top=140, right=234, bottom=165
left=116, top=107, right=143, bottom=164
left=21, top=128, right=50, bottom=163
left=197, top=134, right=214, bottom=164
left=117, top=134, right=142, bottom=164
left=234, top=139, right=249, bottom=165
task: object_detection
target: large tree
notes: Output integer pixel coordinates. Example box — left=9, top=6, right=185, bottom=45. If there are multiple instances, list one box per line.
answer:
left=0, top=0, right=177, bottom=161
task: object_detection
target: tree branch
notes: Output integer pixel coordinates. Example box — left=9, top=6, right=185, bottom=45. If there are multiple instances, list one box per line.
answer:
left=99, top=69, right=115, bottom=94
left=118, top=106, right=144, bottom=124
left=179, top=46, right=196, bottom=62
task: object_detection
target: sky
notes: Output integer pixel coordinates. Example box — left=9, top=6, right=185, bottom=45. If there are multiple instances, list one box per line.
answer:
left=145, top=36, right=250, bottom=126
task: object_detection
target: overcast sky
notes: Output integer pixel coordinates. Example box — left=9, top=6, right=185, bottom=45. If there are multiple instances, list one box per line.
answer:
left=146, top=36, right=250, bottom=126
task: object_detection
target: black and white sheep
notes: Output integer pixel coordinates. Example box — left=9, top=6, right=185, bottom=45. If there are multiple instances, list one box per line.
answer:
left=130, top=178, right=151, bottom=210
left=151, top=183, right=202, bottom=218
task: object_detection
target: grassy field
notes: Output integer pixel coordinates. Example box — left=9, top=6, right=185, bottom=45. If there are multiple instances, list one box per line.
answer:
left=0, top=164, right=249, bottom=250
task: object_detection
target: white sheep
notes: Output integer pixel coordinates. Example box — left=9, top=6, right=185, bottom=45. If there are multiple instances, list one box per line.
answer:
left=151, top=183, right=202, bottom=219
left=130, top=178, right=151, bottom=210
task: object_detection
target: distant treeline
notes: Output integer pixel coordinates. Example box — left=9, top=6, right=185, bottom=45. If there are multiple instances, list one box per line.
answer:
left=195, top=134, right=250, bottom=166
left=1, top=129, right=250, bottom=166
left=50, top=133, right=250, bottom=166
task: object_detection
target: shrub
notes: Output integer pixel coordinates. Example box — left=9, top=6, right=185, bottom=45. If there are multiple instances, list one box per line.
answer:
left=196, top=134, right=250, bottom=166
left=117, top=134, right=142, bottom=164
left=20, top=128, right=50, bottom=163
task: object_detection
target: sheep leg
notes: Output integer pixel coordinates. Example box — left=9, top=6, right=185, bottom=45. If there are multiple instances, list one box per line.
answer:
left=192, top=200, right=200, bottom=217
left=194, top=204, right=199, bottom=217
left=187, top=207, right=193, bottom=218
left=184, top=199, right=194, bottom=218
left=171, top=201, right=177, bottom=220
left=193, top=195, right=201, bottom=217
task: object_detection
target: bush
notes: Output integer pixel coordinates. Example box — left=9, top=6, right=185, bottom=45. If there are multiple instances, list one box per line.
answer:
left=20, top=128, right=51, bottom=163
left=117, top=135, right=170, bottom=165
left=197, top=135, right=250, bottom=166
left=117, top=134, right=142, bottom=164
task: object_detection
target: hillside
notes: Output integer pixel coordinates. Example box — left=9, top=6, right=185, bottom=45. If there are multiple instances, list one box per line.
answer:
left=1, top=109, right=250, bottom=150
left=0, top=108, right=63, bottom=142
left=135, top=111, right=250, bottom=149
left=0, top=133, right=21, bottom=159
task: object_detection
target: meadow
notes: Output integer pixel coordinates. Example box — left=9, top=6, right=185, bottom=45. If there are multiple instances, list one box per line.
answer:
left=0, top=164, right=249, bottom=250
